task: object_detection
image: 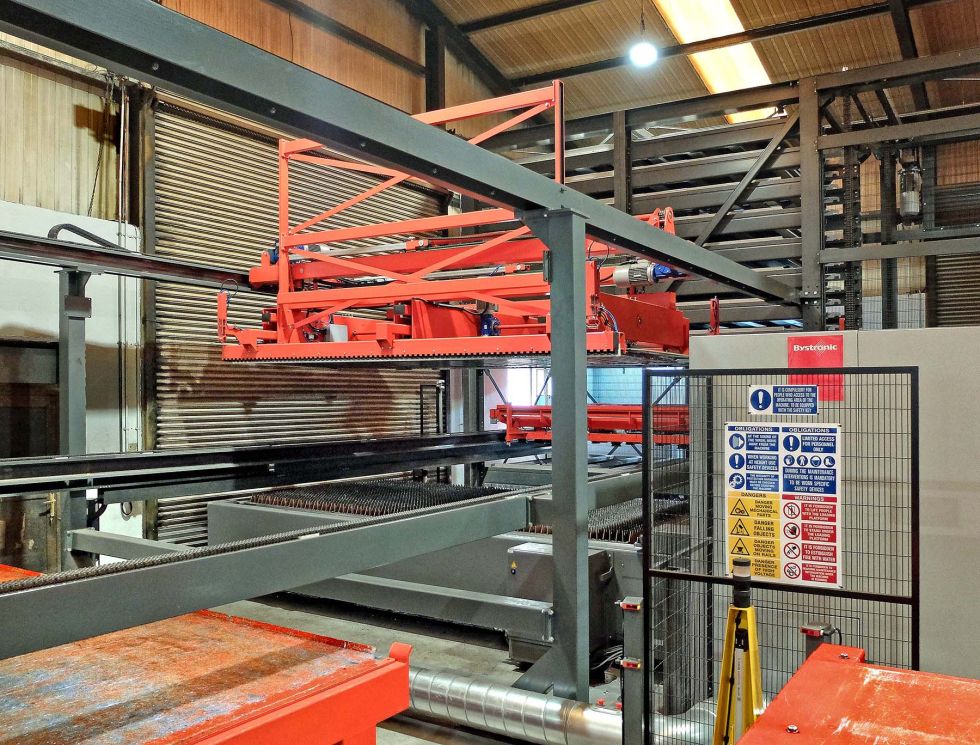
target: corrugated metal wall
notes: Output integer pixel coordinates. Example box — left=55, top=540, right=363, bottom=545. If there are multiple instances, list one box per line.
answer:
left=933, top=255, right=980, bottom=326
left=150, top=101, right=445, bottom=544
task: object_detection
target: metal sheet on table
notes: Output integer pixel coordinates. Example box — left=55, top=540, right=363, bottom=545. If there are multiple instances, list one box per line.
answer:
left=0, top=564, right=378, bottom=744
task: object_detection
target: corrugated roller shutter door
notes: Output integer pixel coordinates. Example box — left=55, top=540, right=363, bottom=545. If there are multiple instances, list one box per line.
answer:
left=151, top=102, right=444, bottom=544
left=934, top=254, right=980, bottom=326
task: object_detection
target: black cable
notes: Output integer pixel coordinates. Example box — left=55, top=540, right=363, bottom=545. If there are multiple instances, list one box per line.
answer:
left=87, top=74, right=114, bottom=217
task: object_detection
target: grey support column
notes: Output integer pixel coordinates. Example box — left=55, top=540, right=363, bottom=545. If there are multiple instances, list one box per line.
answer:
left=880, top=149, right=898, bottom=329
left=613, top=110, right=632, bottom=214
left=58, top=269, right=94, bottom=569
left=462, top=368, right=484, bottom=486
left=799, top=78, right=825, bottom=330
left=516, top=208, right=590, bottom=701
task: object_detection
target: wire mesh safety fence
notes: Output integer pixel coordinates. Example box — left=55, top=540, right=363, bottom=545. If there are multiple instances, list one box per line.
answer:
left=641, top=368, right=918, bottom=745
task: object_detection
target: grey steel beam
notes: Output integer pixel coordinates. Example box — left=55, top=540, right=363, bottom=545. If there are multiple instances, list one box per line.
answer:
left=0, top=431, right=542, bottom=498
left=887, top=0, right=930, bottom=110
left=612, top=110, right=632, bottom=214
left=0, top=230, right=253, bottom=289
left=633, top=179, right=802, bottom=215
left=880, top=148, right=899, bottom=328
left=513, top=1, right=948, bottom=87
left=0, top=0, right=795, bottom=304
left=694, top=111, right=800, bottom=246
left=799, top=77, right=825, bottom=329
left=818, top=111, right=980, bottom=149
left=706, top=238, right=803, bottom=263
left=459, top=0, right=601, bottom=33
left=519, top=209, right=590, bottom=701
left=621, top=596, right=644, bottom=744
left=424, top=24, right=447, bottom=112
left=815, top=44, right=980, bottom=94
left=302, top=574, right=554, bottom=643
left=69, top=528, right=187, bottom=558
left=0, top=495, right=529, bottom=659
left=674, top=208, right=802, bottom=241
left=682, top=302, right=801, bottom=324
left=493, top=83, right=799, bottom=151
left=851, top=93, right=876, bottom=127
left=570, top=148, right=802, bottom=196
left=263, top=0, right=425, bottom=75
left=58, top=269, right=91, bottom=570
left=875, top=88, right=903, bottom=126
left=524, top=117, right=791, bottom=175
left=461, top=368, right=485, bottom=487
left=819, top=237, right=980, bottom=262
left=678, top=269, right=801, bottom=298
left=395, top=0, right=512, bottom=95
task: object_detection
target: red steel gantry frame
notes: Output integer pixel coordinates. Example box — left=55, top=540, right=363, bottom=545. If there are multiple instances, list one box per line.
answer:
left=490, top=403, right=689, bottom=446
left=219, top=82, right=689, bottom=361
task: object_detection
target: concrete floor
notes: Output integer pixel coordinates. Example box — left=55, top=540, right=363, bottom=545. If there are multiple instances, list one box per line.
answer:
left=216, top=593, right=618, bottom=743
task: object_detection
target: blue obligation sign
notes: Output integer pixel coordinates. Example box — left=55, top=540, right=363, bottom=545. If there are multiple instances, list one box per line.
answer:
left=783, top=434, right=801, bottom=451
left=750, top=388, right=773, bottom=411
left=729, top=453, right=746, bottom=469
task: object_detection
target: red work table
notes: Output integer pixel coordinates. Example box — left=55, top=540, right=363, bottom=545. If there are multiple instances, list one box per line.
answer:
left=0, top=564, right=411, bottom=744
left=740, top=644, right=980, bottom=744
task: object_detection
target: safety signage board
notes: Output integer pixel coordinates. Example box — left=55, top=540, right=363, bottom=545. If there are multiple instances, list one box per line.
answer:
left=725, top=422, right=842, bottom=587
left=748, top=385, right=819, bottom=415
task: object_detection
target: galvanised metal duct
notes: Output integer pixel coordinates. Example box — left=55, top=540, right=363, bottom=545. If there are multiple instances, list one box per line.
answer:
left=409, top=667, right=714, bottom=745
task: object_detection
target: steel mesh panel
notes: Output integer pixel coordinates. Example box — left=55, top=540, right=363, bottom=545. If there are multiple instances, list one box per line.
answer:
left=641, top=368, right=917, bottom=745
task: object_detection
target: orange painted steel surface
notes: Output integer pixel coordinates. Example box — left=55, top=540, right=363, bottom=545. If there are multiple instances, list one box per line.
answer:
left=489, top=403, right=689, bottom=445
left=739, top=644, right=980, bottom=744
left=218, top=84, right=689, bottom=362
left=0, top=564, right=411, bottom=744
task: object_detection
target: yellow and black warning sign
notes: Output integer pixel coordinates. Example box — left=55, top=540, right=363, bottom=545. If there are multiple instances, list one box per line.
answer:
left=728, top=516, right=777, bottom=539
left=727, top=494, right=779, bottom=519
left=730, top=518, right=751, bottom=537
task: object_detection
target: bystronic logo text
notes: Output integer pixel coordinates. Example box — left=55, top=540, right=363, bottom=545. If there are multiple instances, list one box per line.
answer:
left=792, top=344, right=839, bottom=352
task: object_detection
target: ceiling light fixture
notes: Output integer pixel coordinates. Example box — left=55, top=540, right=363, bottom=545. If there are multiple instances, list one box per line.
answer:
left=628, top=1, right=658, bottom=68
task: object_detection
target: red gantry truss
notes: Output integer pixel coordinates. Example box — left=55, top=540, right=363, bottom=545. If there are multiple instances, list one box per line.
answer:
left=490, top=403, right=689, bottom=446
left=219, top=83, right=689, bottom=362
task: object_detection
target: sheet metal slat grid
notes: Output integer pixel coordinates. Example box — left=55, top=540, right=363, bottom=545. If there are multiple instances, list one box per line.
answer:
left=151, top=104, right=444, bottom=545
left=641, top=368, right=918, bottom=745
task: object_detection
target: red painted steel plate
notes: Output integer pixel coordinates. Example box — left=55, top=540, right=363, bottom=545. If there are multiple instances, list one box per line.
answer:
left=0, top=565, right=405, bottom=744
left=740, top=644, right=980, bottom=744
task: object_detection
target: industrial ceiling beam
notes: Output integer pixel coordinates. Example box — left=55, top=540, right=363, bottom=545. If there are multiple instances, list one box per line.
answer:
left=0, top=0, right=796, bottom=303
left=512, top=0, right=947, bottom=87
left=394, top=0, right=513, bottom=96
left=262, top=0, right=425, bottom=76
left=887, top=0, right=931, bottom=111
left=814, top=43, right=980, bottom=93
left=492, top=82, right=800, bottom=151
left=459, top=0, right=602, bottom=34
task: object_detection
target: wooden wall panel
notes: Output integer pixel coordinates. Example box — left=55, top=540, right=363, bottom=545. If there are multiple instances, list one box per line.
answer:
left=0, top=39, right=116, bottom=219
left=937, top=140, right=980, bottom=186
left=161, top=0, right=424, bottom=114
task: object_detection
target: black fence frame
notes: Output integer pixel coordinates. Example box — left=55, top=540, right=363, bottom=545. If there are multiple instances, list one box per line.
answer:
left=641, top=366, right=919, bottom=745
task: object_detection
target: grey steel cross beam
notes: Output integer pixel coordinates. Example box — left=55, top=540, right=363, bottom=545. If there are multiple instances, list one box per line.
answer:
left=0, top=0, right=795, bottom=305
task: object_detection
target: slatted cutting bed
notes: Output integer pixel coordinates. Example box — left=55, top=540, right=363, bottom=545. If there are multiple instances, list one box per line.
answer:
left=0, top=564, right=411, bottom=745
